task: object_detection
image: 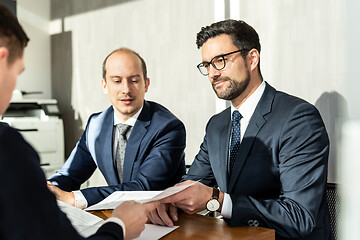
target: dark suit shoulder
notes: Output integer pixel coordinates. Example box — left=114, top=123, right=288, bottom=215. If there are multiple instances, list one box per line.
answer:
left=0, top=123, right=40, bottom=174
left=272, top=90, right=321, bottom=117
left=275, top=90, right=312, bottom=106
left=205, top=107, right=231, bottom=129
left=88, top=106, right=113, bottom=121
left=0, top=122, right=37, bottom=156
left=146, top=101, right=184, bottom=124
left=0, top=121, right=17, bottom=136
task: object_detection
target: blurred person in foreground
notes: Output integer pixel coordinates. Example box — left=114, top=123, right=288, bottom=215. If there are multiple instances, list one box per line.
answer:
left=0, top=4, right=157, bottom=240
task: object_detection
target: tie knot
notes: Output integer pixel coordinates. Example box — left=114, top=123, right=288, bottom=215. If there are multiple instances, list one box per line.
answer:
left=232, top=110, right=242, bottom=122
left=117, top=123, right=131, bottom=136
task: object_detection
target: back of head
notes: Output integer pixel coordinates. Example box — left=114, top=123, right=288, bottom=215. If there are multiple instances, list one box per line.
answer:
left=196, top=19, right=260, bottom=58
left=0, top=3, right=29, bottom=65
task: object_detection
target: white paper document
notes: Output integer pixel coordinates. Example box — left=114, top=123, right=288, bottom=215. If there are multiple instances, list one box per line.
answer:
left=134, top=224, right=179, bottom=240
left=57, top=200, right=179, bottom=239
left=84, top=191, right=162, bottom=211
left=57, top=200, right=104, bottom=237
left=85, top=182, right=196, bottom=211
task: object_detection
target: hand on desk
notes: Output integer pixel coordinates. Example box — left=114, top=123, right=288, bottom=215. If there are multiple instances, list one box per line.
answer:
left=47, top=181, right=75, bottom=207
left=148, top=180, right=224, bottom=227
left=148, top=202, right=178, bottom=227
left=112, top=200, right=159, bottom=240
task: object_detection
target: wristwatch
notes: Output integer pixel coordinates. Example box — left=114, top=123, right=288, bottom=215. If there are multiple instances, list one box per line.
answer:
left=206, top=187, right=220, bottom=212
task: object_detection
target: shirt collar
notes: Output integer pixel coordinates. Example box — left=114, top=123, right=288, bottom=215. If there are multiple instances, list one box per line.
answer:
left=231, top=81, right=266, bottom=121
left=113, top=105, right=143, bottom=127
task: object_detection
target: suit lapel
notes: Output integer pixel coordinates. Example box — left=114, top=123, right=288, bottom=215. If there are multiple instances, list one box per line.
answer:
left=95, top=107, right=119, bottom=184
left=228, top=83, right=276, bottom=192
left=122, top=101, right=150, bottom=182
left=217, top=109, right=232, bottom=191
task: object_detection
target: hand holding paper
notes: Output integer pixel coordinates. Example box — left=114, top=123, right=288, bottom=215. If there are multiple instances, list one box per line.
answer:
left=85, top=181, right=198, bottom=211
left=148, top=180, right=223, bottom=227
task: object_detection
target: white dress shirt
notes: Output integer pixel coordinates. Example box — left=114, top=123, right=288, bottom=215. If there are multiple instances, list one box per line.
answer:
left=221, top=81, right=266, bottom=218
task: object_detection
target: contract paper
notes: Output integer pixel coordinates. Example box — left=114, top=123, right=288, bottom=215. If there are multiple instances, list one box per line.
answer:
left=85, top=182, right=196, bottom=211
left=57, top=200, right=104, bottom=236
left=57, top=200, right=179, bottom=239
left=134, top=224, right=179, bottom=240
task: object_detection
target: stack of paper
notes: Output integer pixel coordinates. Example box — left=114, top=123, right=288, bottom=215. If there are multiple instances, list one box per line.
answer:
left=58, top=182, right=196, bottom=239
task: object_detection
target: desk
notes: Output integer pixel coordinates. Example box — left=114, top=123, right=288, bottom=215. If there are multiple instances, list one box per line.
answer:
left=90, top=210, right=275, bottom=240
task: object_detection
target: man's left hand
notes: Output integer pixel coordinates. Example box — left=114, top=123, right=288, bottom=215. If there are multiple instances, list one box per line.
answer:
left=47, top=181, right=75, bottom=207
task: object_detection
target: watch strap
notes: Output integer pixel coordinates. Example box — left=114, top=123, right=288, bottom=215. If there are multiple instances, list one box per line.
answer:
left=212, top=187, right=219, bottom=200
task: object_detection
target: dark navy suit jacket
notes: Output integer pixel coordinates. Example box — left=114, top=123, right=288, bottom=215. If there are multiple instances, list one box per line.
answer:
left=49, top=101, right=186, bottom=206
left=185, top=82, right=334, bottom=240
left=0, top=122, right=124, bottom=240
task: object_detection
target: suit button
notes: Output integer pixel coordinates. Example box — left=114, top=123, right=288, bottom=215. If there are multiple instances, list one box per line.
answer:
left=248, top=220, right=254, bottom=226
left=253, top=220, right=259, bottom=226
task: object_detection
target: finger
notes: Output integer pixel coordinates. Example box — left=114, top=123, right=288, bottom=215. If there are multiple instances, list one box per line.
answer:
left=169, top=204, right=178, bottom=221
left=148, top=210, right=164, bottom=226
left=47, top=184, right=59, bottom=195
left=142, top=201, right=160, bottom=211
left=157, top=204, right=174, bottom=227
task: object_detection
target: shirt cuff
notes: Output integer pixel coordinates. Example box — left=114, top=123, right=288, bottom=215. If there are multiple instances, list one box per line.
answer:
left=221, top=193, right=232, bottom=218
left=105, top=217, right=126, bottom=238
left=73, top=190, right=88, bottom=209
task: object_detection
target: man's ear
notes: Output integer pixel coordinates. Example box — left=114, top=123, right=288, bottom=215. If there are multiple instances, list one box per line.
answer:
left=0, top=47, right=9, bottom=62
left=247, top=49, right=260, bottom=72
left=101, top=78, right=108, bottom=94
left=144, top=78, right=150, bottom=93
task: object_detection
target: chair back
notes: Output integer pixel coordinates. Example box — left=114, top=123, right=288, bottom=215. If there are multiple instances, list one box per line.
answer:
left=326, top=182, right=339, bottom=240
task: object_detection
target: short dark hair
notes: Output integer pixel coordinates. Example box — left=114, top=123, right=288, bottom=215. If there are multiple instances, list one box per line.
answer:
left=102, top=47, right=147, bottom=81
left=196, top=19, right=262, bottom=76
left=0, top=4, right=29, bottom=65
left=196, top=19, right=260, bottom=59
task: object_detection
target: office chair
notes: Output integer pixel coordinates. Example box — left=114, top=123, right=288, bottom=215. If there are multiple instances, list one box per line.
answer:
left=326, top=182, right=340, bottom=240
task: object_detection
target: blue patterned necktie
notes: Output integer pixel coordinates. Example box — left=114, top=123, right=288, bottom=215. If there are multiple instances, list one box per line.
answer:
left=229, top=110, right=242, bottom=174
left=115, top=123, right=131, bottom=182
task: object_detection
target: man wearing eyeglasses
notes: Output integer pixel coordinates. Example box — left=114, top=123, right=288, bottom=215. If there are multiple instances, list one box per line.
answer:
left=148, top=19, right=333, bottom=240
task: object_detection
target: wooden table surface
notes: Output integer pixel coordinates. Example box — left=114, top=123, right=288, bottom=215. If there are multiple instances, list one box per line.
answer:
left=90, top=210, right=275, bottom=240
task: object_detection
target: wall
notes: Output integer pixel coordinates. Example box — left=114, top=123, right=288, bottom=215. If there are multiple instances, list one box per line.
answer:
left=50, top=0, right=215, bottom=164
left=17, top=0, right=51, bottom=99
left=339, top=1, right=360, bottom=239
left=16, top=0, right=348, bottom=185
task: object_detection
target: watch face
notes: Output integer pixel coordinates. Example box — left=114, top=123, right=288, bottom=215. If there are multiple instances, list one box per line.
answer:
left=206, top=199, right=220, bottom=211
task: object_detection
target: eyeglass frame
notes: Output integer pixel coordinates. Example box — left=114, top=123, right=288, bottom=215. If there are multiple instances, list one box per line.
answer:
left=196, top=49, right=249, bottom=76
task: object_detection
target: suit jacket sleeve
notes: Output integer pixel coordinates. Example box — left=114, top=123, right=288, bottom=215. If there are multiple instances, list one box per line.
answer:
left=48, top=117, right=98, bottom=191
left=0, top=124, right=123, bottom=240
left=229, top=102, right=329, bottom=238
left=183, top=117, right=218, bottom=186
left=81, top=116, right=186, bottom=206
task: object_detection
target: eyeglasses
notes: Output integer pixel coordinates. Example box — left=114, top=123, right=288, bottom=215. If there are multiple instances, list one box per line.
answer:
left=196, top=49, right=248, bottom=76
